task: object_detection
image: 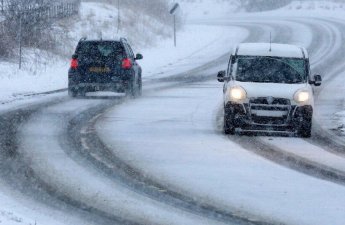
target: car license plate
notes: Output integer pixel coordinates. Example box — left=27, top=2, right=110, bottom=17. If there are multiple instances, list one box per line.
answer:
left=89, top=67, right=111, bottom=73
left=252, top=110, right=287, bottom=117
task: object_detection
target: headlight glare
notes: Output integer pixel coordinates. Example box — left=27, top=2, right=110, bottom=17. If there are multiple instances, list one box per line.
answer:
left=230, top=86, right=247, bottom=101
left=294, top=90, right=309, bottom=103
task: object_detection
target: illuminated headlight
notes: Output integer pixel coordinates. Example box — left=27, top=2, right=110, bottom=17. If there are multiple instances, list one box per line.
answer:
left=294, top=90, right=310, bottom=103
left=229, top=86, right=247, bottom=101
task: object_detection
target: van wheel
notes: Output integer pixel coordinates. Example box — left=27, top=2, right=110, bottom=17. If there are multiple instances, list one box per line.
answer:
left=224, top=107, right=235, bottom=135
left=297, top=116, right=312, bottom=138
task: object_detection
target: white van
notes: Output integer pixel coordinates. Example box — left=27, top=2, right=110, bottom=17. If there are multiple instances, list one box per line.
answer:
left=217, top=43, right=322, bottom=137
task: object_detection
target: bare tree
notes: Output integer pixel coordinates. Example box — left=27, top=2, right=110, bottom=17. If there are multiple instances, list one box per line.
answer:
left=0, top=0, right=80, bottom=58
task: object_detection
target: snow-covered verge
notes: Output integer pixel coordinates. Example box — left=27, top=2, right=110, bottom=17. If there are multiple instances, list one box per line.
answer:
left=0, top=54, right=67, bottom=105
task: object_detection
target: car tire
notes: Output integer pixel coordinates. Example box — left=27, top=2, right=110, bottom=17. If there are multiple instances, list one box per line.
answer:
left=68, top=88, right=77, bottom=98
left=297, top=116, right=312, bottom=138
left=224, top=107, right=235, bottom=135
left=137, top=76, right=142, bottom=97
left=126, top=82, right=136, bottom=98
left=77, top=88, right=87, bottom=98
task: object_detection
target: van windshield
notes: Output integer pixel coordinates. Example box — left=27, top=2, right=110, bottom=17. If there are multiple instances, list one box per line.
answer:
left=234, top=56, right=307, bottom=84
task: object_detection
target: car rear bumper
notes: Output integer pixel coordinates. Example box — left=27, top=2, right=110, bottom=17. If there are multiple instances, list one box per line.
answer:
left=68, top=70, right=133, bottom=92
left=69, top=82, right=129, bottom=92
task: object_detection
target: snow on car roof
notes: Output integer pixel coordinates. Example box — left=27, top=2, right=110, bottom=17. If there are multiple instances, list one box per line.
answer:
left=235, top=43, right=307, bottom=58
left=79, top=36, right=128, bottom=43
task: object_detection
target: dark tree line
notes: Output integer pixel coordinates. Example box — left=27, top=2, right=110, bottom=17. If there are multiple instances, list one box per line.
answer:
left=0, top=0, right=80, bottom=58
left=240, top=0, right=292, bottom=12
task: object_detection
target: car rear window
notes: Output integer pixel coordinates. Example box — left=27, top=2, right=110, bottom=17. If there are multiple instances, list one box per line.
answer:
left=76, top=41, right=125, bottom=60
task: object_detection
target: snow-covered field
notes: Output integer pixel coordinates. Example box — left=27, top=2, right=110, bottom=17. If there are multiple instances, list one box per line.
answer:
left=3, top=0, right=345, bottom=224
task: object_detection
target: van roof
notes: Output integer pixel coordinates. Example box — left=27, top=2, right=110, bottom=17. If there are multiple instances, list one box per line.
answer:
left=234, top=43, right=308, bottom=59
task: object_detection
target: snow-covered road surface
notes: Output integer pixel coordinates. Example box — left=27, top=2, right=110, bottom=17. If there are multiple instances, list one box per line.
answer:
left=95, top=17, right=345, bottom=225
left=18, top=98, right=233, bottom=225
left=96, top=80, right=345, bottom=225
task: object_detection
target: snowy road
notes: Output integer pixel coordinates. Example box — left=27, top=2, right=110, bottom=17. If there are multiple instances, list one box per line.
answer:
left=2, top=14, right=345, bottom=225
left=96, top=17, right=345, bottom=225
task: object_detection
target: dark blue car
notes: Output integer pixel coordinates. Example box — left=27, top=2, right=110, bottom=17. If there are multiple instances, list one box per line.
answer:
left=68, top=37, right=143, bottom=97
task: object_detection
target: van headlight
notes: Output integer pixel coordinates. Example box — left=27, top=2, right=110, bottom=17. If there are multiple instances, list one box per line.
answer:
left=294, top=90, right=310, bottom=103
left=229, top=86, right=247, bottom=101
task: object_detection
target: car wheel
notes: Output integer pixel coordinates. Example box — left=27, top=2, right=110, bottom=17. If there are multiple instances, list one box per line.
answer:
left=126, top=82, right=136, bottom=98
left=297, top=116, right=312, bottom=138
left=77, top=88, right=87, bottom=98
left=224, top=107, right=235, bottom=135
left=137, top=76, right=142, bottom=97
left=68, top=88, right=77, bottom=98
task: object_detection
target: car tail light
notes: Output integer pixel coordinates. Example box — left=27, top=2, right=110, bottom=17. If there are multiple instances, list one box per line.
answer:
left=70, top=58, right=78, bottom=69
left=122, top=58, right=132, bottom=69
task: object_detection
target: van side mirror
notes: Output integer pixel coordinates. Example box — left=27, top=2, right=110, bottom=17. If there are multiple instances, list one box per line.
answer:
left=313, top=74, right=322, bottom=86
left=217, top=70, right=226, bottom=82
left=135, top=53, right=143, bottom=60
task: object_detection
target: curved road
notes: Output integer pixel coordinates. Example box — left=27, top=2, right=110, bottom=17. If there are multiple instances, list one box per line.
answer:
left=1, top=14, right=345, bottom=225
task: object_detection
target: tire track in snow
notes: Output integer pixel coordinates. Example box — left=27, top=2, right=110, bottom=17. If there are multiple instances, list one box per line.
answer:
left=55, top=22, right=295, bottom=225
left=66, top=102, right=280, bottom=225
left=59, top=24, right=286, bottom=225
left=58, top=20, right=302, bottom=225
left=0, top=98, right=140, bottom=225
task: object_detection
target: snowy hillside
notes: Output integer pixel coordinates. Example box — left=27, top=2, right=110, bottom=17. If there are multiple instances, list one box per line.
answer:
left=68, top=1, right=171, bottom=49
